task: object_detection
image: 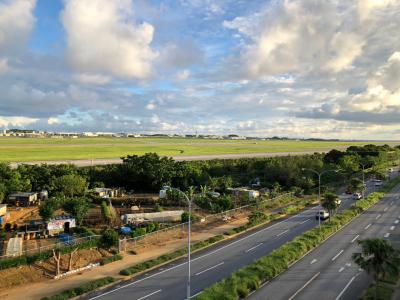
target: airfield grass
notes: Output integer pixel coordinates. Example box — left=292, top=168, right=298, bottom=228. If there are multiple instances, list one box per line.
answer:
left=0, top=137, right=398, bottom=162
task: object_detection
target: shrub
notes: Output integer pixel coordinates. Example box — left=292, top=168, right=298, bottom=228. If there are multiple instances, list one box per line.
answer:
left=100, top=229, right=119, bottom=249
left=100, top=254, right=123, bottom=266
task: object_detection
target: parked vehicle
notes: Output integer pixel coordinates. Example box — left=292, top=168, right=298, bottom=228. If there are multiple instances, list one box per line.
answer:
left=388, top=168, right=394, bottom=173
left=373, top=179, right=383, bottom=186
left=316, top=210, right=329, bottom=220
left=335, top=198, right=342, bottom=206
left=353, top=193, right=362, bottom=200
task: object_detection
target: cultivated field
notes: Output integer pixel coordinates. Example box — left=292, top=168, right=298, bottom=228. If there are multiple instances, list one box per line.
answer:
left=0, top=137, right=398, bottom=162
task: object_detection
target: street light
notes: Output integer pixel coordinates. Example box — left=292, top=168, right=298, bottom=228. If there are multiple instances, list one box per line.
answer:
left=171, top=188, right=193, bottom=300
left=360, top=163, right=367, bottom=199
left=301, top=168, right=340, bottom=228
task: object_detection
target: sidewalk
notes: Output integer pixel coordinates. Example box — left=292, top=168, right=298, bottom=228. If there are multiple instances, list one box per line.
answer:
left=1, top=217, right=249, bottom=300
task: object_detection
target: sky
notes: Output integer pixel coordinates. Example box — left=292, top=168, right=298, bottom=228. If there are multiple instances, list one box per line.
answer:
left=0, top=0, right=400, bottom=139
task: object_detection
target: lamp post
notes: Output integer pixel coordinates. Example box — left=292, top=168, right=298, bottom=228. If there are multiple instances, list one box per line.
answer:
left=360, top=163, right=366, bottom=199
left=301, top=168, right=340, bottom=228
left=171, top=188, right=193, bottom=300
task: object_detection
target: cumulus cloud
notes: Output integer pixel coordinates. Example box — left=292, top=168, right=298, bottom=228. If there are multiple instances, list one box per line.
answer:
left=0, top=116, right=38, bottom=128
left=74, top=73, right=111, bottom=85
left=61, top=0, right=158, bottom=79
left=0, top=0, right=36, bottom=54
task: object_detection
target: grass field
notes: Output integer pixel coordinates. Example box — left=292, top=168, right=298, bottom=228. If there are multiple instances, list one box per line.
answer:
left=0, top=137, right=398, bottom=162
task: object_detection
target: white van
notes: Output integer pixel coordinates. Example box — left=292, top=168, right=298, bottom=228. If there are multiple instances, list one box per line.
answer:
left=316, top=210, right=329, bottom=220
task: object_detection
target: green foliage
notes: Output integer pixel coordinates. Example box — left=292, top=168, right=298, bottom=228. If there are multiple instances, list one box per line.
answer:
left=41, top=277, right=115, bottom=300
left=248, top=212, right=269, bottom=227
left=100, top=254, right=123, bottom=266
left=39, top=198, right=61, bottom=221
left=101, top=201, right=111, bottom=222
left=53, top=174, right=87, bottom=197
left=321, top=192, right=339, bottom=219
left=181, top=212, right=199, bottom=223
left=100, top=229, right=119, bottom=249
left=62, top=197, right=90, bottom=225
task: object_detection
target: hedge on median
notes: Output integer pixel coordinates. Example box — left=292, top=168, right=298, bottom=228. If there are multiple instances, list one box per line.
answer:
left=41, top=276, right=115, bottom=300
left=195, top=177, right=400, bottom=300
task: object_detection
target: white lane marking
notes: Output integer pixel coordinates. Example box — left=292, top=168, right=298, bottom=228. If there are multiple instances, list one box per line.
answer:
left=338, top=267, right=345, bottom=273
left=310, top=259, right=317, bottom=264
left=277, top=229, right=289, bottom=237
left=195, top=262, right=224, bottom=276
left=335, top=276, right=356, bottom=300
left=346, top=263, right=352, bottom=267
left=390, top=201, right=394, bottom=205
left=350, top=235, right=360, bottom=243
left=384, top=207, right=388, bottom=212
left=376, top=214, right=382, bottom=220
left=260, top=281, right=270, bottom=288
left=300, top=218, right=311, bottom=224
left=384, top=233, right=390, bottom=238
left=245, top=243, right=263, bottom=253
left=390, top=226, right=395, bottom=231
left=332, top=250, right=344, bottom=261
left=395, top=220, right=399, bottom=224
left=190, top=291, right=203, bottom=298
left=89, top=205, right=320, bottom=299
left=137, top=290, right=162, bottom=300
left=288, top=272, right=320, bottom=300
left=364, top=224, right=371, bottom=230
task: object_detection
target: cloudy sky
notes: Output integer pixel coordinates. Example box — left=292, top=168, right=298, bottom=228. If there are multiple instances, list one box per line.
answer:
left=0, top=0, right=400, bottom=139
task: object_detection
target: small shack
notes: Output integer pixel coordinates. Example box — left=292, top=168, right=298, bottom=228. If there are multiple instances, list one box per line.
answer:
left=8, top=192, right=39, bottom=207
left=47, top=216, right=76, bottom=235
left=93, top=187, right=123, bottom=198
left=122, top=210, right=184, bottom=224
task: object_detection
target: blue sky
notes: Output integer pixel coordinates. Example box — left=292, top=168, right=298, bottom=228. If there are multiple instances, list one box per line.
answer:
left=0, top=0, right=400, bottom=139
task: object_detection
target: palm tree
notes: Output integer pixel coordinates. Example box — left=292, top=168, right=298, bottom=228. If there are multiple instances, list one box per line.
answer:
left=352, top=238, right=400, bottom=300
left=321, top=192, right=339, bottom=221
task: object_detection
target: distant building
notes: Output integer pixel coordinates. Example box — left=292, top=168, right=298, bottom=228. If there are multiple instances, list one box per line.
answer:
left=122, top=210, right=184, bottom=224
left=47, top=216, right=76, bottom=235
left=92, top=187, right=123, bottom=198
left=8, top=192, right=39, bottom=207
left=228, top=188, right=260, bottom=200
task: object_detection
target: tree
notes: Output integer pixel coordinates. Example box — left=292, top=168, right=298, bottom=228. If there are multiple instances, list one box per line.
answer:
left=54, top=174, right=87, bottom=197
left=352, top=239, right=400, bottom=300
left=350, top=178, right=364, bottom=193
left=100, top=229, right=119, bottom=249
left=62, top=197, right=90, bottom=225
left=39, top=198, right=60, bottom=222
left=321, top=192, right=340, bottom=221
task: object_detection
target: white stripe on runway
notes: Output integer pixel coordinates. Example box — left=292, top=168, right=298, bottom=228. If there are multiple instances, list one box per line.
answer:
left=137, top=290, right=162, bottom=300
left=245, top=243, right=263, bottom=253
left=332, top=250, right=344, bottom=261
left=195, top=262, right=224, bottom=276
left=288, top=272, right=320, bottom=300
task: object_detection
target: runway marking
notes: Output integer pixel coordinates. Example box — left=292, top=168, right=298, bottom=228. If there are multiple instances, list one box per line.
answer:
left=300, top=218, right=311, bottom=224
left=376, top=214, right=382, bottom=220
left=384, top=207, right=388, bottom=212
left=395, top=220, right=399, bottom=224
left=288, top=272, right=320, bottom=300
left=195, top=262, right=224, bottom=276
left=364, top=223, right=372, bottom=230
left=245, top=243, right=263, bottom=253
left=310, top=259, right=317, bottom=264
left=335, top=276, right=356, bottom=300
left=350, top=235, right=360, bottom=243
left=276, top=229, right=289, bottom=237
left=384, top=233, right=390, bottom=238
left=390, top=226, right=395, bottom=231
left=137, top=290, right=162, bottom=300
left=338, top=267, right=345, bottom=273
left=332, top=250, right=344, bottom=261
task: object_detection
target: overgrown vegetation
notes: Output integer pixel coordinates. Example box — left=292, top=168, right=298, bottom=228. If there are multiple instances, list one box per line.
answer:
left=41, top=276, right=115, bottom=300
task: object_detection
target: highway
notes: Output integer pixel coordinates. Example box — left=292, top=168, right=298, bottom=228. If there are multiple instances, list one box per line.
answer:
left=249, top=184, right=400, bottom=300
left=85, top=181, right=379, bottom=300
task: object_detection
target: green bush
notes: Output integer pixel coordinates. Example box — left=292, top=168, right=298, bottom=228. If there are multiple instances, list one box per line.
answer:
left=41, top=276, right=115, bottom=300
left=100, top=254, right=123, bottom=266
left=100, top=229, right=119, bottom=248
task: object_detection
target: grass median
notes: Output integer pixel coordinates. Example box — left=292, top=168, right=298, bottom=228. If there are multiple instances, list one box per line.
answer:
left=195, top=177, right=400, bottom=300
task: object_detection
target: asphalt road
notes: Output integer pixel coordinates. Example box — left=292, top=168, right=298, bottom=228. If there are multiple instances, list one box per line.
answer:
left=84, top=181, right=378, bottom=300
left=248, top=184, right=400, bottom=300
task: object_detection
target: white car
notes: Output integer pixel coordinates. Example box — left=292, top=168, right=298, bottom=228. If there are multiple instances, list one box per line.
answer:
left=316, top=210, right=329, bottom=220
left=374, top=180, right=383, bottom=186
left=388, top=168, right=394, bottom=173
left=335, top=198, right=342, bottom=206
left=353, top=193, right=362, bottom=200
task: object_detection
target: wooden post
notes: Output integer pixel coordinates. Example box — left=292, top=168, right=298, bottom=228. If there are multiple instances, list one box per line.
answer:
left=53, top=249, right=61, bottom=276
left=68, top=248, right=78, bottom=271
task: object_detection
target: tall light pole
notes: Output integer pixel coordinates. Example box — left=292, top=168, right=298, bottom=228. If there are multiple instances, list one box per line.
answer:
left=171, top=188, right=193, bottom=300
left=360, top=163, right=366, bottom=199
left=301, top=168, right=340, bottom=228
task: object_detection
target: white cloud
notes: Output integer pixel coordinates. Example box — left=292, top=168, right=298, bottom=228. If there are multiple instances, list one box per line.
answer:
left=61, top=0, right=158, bottom=79
left=0, top=116, right=38, bottom=128
left=0, top=0, right=36, bottom=54
left=47, top=117, right=59, bottom=125
left=176, top=69, right=191, bottom=80
left=74, top=73, right=111, bottom=85
left=0, top=58, right=9, bottom=74
left=146, top=102, right=156, bottom=110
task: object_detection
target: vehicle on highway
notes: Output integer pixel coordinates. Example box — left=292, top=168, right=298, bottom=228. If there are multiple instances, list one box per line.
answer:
left=388, top=167, right=394, bottom=172
left=373, top=179, right=383, bottom=186
left=315, top=210, right=329, bottom=220
left=353, top=192, right=362, bottom=200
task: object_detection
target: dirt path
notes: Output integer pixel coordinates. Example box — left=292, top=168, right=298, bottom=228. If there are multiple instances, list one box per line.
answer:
left=1, top=216, right=249, bottom=300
